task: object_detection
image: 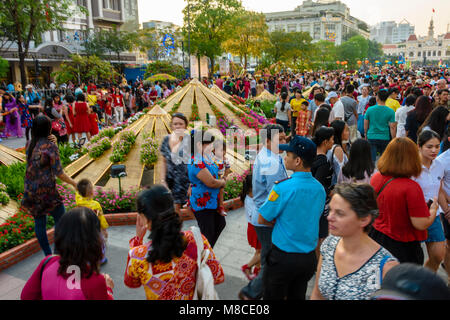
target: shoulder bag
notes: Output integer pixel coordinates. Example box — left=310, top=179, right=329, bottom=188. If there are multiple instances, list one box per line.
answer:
left=190, top=226, right=219, bottom=300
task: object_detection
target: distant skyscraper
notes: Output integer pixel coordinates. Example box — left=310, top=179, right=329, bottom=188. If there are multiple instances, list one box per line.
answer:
left=370, top=20, right=415, bottom=44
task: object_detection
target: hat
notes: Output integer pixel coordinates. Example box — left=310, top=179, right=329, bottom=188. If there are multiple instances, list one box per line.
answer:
left=25, top=84, right=33, bottom=89
left=279, top=135, right=317, bottom=164
left=327, top=91, right=338, bottom=99
left=371, top=263, right=450, bottom=300
left=423, top=84, right=432, bottom=89
left=416, top=79, right=424, bottom=85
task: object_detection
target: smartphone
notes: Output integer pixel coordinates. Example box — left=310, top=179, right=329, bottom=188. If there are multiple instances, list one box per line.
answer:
left=427, top=199, right=433, bottom=209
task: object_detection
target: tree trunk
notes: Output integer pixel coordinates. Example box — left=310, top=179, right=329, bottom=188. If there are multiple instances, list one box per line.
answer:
left=210, top=56, right=215, bottom=79
left=244, top=55, right=248, bottom=74
left=18, top=50, right=27, bottom=89
left=197, top=55, right=201, bottom=81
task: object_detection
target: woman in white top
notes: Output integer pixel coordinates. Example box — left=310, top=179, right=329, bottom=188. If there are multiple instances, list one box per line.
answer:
left=337, top=139, right=374, bottom=184
left=327, top=120, right=350, bottom=186
left=395, top=94, right=417, bottom=137
left=413, top=130, right=446, bottom=274
left=274, top=91, right=292, bottom=134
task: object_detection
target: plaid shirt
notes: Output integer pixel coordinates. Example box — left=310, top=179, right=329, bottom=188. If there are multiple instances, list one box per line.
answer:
left=296, top=109, right=310, bottom=136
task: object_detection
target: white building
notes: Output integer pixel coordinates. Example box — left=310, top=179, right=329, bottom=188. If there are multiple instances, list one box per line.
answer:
left=381, top=19, right=450, bottom=64
left=264, top=0, right=370, bottom=45
left=370, top=20, right=415, bottom=44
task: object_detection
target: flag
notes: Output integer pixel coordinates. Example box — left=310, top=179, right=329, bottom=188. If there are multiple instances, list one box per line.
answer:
left=432, top=8, right=435, bottom=13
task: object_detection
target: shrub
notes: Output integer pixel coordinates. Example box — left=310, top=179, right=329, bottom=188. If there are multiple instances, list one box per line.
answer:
left=109, top=130, right=137, bottom=163
left=140, top=134, right=159, bottom=168
left=224, top=172, right=246, bottom=201
left=0, top=191, right=10, bottom=206
left=0, top=162, right=26, bottom=201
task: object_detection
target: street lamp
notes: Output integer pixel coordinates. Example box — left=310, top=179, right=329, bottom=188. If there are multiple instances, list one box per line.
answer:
left=111, top=165, right=127, bottom=197
left=187, top=0, right=191, bottom=79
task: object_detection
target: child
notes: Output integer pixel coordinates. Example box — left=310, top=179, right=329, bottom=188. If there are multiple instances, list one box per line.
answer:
left=75, top=179, right=109, bottom=265
left=296, top=100, right=311, bottom=137
left=240, top=173, right=261, bottom=281
left=213, top=139, right=231, bottom=217
left=89, top=106, right=99, bottom=137
left=104, top=92, right=113, bottom=126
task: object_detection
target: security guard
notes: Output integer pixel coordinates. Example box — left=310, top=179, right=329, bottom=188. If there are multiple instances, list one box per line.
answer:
left=258, top=135, right=326, bottom=300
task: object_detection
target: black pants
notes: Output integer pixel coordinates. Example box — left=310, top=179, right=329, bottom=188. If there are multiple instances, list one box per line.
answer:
left=193, top=208, right=226, bottom=248
left=369, top=228, right=424, bottom=265
left=291, top=116, right=297, bottom=135
left=263, top=245, right=317, bottom=300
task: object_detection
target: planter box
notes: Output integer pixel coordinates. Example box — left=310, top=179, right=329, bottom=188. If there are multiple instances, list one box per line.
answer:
left=0, top=197, right=243, bottom=271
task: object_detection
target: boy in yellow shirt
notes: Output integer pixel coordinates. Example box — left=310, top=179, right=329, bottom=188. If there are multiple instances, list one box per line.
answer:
left=76, top=179, right=109, bottom=265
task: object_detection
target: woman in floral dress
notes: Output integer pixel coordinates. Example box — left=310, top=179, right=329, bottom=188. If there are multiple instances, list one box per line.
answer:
left=188, top=129, right=227, bottom=248
left=2, top=92, right=22, bottom=138
left=124, top=186, right=224, bottom=300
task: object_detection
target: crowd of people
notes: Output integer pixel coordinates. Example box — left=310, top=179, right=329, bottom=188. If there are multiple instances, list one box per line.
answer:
left=0, top=79, right=181, bottom=145
left=13, top=65, right=450, bottom=300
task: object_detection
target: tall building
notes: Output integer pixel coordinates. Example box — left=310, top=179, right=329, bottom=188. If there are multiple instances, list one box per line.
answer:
left=1, top=0, right=140, bottom=85
left=381, top=18, right=450, bottom=64
left=264, top=0, right=370, bottom=45
left=142, top=20, right=184, bottom=67
left=370, top=20, right=415, bottom=44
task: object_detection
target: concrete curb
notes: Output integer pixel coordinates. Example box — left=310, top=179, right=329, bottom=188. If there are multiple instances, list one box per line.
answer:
left=0, top=197, right=243, bottom=271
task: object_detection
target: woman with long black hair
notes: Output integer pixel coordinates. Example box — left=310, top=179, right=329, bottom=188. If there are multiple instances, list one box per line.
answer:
left=21, top=115, right=77, bottom=256
left=405, top=95, right=432, bottom=143
left=124, top=185, right=224, bottom=300
left=338, top=138, right=375, bottom=184
left=418, top=106, right=449, bottom=142
left=274, top=91, right=292, bottom=134
left=327, top=120, right=350, bottom=186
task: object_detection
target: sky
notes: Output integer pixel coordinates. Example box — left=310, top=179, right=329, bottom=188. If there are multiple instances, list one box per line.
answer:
left=137, top=0, right=450, bottom=37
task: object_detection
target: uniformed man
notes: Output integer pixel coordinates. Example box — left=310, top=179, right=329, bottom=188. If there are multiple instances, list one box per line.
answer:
left=258, top=135, right=326, bottom=300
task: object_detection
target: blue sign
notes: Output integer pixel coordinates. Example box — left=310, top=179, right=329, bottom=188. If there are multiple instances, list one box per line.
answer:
left=162, top=34, right=175, bottom=56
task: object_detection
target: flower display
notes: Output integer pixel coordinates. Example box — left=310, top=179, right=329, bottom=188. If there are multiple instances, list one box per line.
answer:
left=189, top=104, right=201, bottom=122
left=223, top=170, right=249, bottom=201
left=140, top=135, right=159, bottom=168
left=210, top=104, right=234, bottom=135
left=87, top=137, right=112, bottom=159
left=109, top=129, right=137, bottom=163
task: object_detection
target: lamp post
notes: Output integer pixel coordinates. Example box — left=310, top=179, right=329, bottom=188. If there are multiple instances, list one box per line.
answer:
left=187, top=0, right=191, bottom=79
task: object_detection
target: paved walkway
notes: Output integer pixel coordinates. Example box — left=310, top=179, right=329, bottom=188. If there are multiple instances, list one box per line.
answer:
left=0, top=207, right=317, bottom=300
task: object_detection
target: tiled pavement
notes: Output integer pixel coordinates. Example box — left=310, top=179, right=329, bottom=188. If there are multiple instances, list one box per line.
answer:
left=0, top=205, right=447, bottom=300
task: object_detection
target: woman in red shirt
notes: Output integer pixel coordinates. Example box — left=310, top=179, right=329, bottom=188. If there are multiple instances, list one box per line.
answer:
left=64, top=95, right=76, bottom=144
left=112, top=87, right=124, bottom=123
left=369, top=137, right=439, bottom=264
left=73, top=94, right=91, bottom=141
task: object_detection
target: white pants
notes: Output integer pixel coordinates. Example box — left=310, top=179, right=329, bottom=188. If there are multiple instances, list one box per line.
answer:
left=114, top=106, right=124, bottom=123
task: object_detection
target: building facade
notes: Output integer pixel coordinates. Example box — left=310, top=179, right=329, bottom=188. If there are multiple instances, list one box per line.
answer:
left=264, top=0, right=370, bottom=45
left=370, top=20, right=415, bottom=44
left=381, top=19, right=450, bottom=65
left=1, top=0, right=140, bottom=85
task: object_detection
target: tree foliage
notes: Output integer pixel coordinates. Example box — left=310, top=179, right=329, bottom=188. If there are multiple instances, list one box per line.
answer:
left=222, top=10, right=268, bottom=69
left=51, top=54, right=118, bottom=85
left=182, top=0, right=242, bottom=77
left=0, top=57, right=9, bottom=78
left=0, top=0, right=85, bottom=86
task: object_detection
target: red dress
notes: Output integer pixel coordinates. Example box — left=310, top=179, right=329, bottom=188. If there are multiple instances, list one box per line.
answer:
left=89, top=113, right=99, bottom=136
left=74, top=102, right=91, bottom=133
left=65, top=104, right=76, bottom=135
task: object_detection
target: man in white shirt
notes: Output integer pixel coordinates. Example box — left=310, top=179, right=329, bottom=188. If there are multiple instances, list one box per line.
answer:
left=395, top=94, right=416, bottom=137
left=328, top=91, right=344, bottom=121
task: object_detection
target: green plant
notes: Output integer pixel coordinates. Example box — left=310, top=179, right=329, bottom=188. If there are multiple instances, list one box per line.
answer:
left=109, top=130, right=137, bottom=163
left=58, top=143, right=79, bottom=167
left=140, top=134, right=159, bottom=168
left=169, top=102, right=181, bottom=115
left=0, top=191, right=10, bottom=206
left=0, top=162, right=26, bottom=201
left=189, top=104, right=201, bottom=122
left=88, top=137, right=112, bottom=159
left=224, top=172, right=245, bottom=201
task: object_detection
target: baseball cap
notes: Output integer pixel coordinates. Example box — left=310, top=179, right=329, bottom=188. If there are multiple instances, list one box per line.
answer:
left=327, top=91, right=338, bottom=99
left=371, top=263, right=450, bottom=300
left=279, top=135, right=317, bottom=164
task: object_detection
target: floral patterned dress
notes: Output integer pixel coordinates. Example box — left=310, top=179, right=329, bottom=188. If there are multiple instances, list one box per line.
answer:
left=21, top=138, right=64, bottom=217
left=18, top=102, right=33, bottom=128
left=187, top=154, right=220, bottom=212
left=124, top=230, right=225, bottom=300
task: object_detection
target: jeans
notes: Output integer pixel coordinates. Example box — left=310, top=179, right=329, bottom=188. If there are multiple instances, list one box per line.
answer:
left=357, top=114, right=365, bottom=137
left=240, top=226, right=273, bottom=299
left=114, top=106, right=124, bottom=123
left=368, top=139, right=389, bottom=162
left=34, top=204, right=65, bottom=256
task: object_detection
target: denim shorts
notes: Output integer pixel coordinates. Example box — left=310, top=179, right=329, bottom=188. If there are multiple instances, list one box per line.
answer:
left=424, top=215, right=446, bottom=243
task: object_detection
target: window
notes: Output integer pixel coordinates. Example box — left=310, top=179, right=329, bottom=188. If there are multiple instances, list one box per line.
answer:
left=313, top=23, right=321, bottom=39
left=76, top=0, right=87, bottom=7
left=409, top=52, right=414, bottom=57
left=418, top=52, right=421, bottom=57
left=300, top=24, right=310, bottom=32
left=428, top=51, right=431, bottom=56
left=103, top=0, right=120, bottom=10
left=287, top=24, right=297, bottom=32
left=418, top=44, right=422, bottom=48
left=438, top=51, right=441, bottom=56
left=433, top=51, right=436, bottom=56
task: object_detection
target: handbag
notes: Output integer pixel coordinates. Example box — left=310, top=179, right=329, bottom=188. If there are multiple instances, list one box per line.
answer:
left=51, top=120, right=62, bottom=132
left=190, top=226, right=219, bottom=300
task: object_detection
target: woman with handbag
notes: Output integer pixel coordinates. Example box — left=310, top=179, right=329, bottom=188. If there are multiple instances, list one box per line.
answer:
left=2, top=92, right=23, bottom=138
left=21, top=207, right=114, bottom=300
left=369, top=137, right=439, bottom=264
left=50, top=94, right=68, bottom=144
left=124, top=185, right=224, bottom=300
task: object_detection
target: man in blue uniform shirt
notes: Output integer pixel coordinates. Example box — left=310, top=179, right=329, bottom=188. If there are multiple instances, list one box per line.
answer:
left=258, top=135, right=326, bottom=300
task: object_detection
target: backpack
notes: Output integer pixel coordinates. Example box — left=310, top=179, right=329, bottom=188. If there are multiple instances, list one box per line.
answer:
left=190, top=226, right=219, bottom=300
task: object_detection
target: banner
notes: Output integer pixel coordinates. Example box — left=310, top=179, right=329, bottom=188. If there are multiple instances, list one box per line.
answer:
left=190, top=56, right=198, bottom=79
left=200, top=56, right=209, bottom=78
